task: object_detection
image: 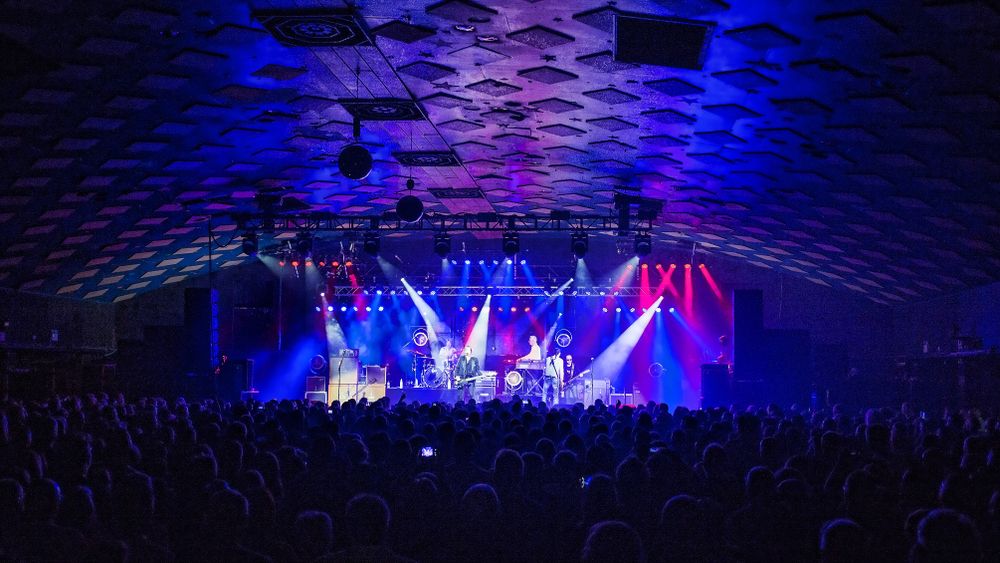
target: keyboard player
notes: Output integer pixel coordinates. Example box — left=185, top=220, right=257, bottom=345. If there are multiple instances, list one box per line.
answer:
left=519, top=334, right=542, bottom=362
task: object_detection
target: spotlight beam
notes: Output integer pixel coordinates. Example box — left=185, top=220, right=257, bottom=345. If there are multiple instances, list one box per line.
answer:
left=588, top=296, right=664, bottom=386
left=401, top=277, right=448, bottom=371
left=465, top=295, right=492, bottom=367
left=699, top=264, right=723, bottom=300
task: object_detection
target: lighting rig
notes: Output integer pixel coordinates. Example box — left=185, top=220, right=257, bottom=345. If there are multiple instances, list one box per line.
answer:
left=236, top=191, right=663, bottom=262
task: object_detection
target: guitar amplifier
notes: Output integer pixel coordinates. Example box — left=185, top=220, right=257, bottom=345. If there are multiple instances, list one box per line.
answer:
left=306, top=376, right=326, bottom=393
left=564, top=377, right=610, bottom=404
left=360, top=365, right=386, bottom=402
left=474, top=373, right=496, bottom=402
left=305, top=391, right=328, bottom=404
left=330, top=351, right=359, bottom=385
left=363, top=365, right=386, bottom=385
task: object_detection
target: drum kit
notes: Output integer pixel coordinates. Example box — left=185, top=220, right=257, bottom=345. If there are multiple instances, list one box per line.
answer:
left=412, top=350, right=457, bottom=388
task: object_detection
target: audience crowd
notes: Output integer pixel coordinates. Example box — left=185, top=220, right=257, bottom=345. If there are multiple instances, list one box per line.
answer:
left=1, top=392, right=999, bottom=562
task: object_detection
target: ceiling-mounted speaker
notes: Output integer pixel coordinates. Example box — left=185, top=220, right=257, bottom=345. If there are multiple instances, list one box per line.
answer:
left=614, top=13, right=715, bottom=70
left=396, top=195, right=424, bottom=223
left=338, top=144, right=372, bottom=180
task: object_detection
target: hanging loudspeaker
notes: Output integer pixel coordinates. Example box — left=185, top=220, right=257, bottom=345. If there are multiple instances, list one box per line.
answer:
left=396, top=195, right=424, bottom=223
left=338, top=144, right=373, bottom=180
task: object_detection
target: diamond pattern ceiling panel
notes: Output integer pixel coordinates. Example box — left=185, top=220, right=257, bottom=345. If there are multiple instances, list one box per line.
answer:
left=0, top=0, right=998, bottom=304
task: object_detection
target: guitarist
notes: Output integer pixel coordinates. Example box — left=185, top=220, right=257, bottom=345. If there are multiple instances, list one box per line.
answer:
left=454, top=346, right=480, bottom=401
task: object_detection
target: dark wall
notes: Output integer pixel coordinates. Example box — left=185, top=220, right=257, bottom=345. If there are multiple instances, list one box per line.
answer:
left=891, top=281, right=1000, bottom=355
left=113, top=261, right=279, bottom=397
left=707, top=258, right=894, bottom=381
left=0, top=288, right=115, bottom=349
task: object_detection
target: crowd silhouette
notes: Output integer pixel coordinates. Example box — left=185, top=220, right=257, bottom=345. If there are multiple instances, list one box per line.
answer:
left=0, top=393, right=998, bottom=562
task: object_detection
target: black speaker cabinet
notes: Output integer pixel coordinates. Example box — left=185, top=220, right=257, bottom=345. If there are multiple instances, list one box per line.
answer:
left=701, top=363, right=731, bottom=408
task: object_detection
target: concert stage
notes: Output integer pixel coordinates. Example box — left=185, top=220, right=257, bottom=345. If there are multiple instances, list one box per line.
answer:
left=385, top=387, right=460, bottom=404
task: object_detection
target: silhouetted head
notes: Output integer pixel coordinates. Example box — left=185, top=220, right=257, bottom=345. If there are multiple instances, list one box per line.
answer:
left=461, top=484, right=500, bottom=521
left=582, top=520, right=644, bottom=563
left=492, top=449, right=524, bottom=489
left=345, top=494, right=390, bottom=546
left=745, top=466, right=776, bottom=501
left=25, top=478, right=61, bottom=522
left=294, top=510, right=333, bottom=560
left=208, top=488, right=249, bottom=539
left=910, top=509, right=981, bottom=563
left=819, top=518, right=865, bottom=563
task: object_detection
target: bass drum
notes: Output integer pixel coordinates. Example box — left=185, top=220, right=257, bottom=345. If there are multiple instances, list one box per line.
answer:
left=421, top=365, right=448, bottom=388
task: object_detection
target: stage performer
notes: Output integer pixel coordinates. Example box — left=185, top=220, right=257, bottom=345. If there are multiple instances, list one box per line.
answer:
left=454, top=346, right=479, bottom=401
left=519, top=334, right=542, bottom=361
left=564, top=354, right=575, bottom=382
left=439, top=338, right=456, bottom=367
left=543, top=349, right=563, bottom=404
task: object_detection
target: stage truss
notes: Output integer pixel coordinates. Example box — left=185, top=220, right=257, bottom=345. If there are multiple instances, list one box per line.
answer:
left=328, top=286, right=652, bottom=297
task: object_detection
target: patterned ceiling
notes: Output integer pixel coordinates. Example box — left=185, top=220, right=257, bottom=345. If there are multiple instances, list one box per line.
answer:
left=1, top=0, right=998, bottom=304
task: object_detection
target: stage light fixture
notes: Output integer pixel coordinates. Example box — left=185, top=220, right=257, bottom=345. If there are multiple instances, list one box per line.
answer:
left=502, top=232, right=519, bottom=258
left=291, top=260, right=300, bottom=268
left=668, top=307, right=675, bottom=313
left=520, top=259, right=526, bottom=265
left=314, top=306, right=321, bottom=313
left=478, top=260, right=485, bottom=265
left=340, top=306, right=348, bottom=312
left=376, top=289, right=383, bottom=295
left=641, top=263, right=648, bottom=270
left=571, top=232, right=589, bottom=259
left=433, top=233, right=451, bottom=258
left=320, top=292, right=325, bottom=297
left=363, top=232, right=380, bottom=256
left=464, top=259, right=471, bottom=265
left=615, top=307, right=622, bottom=313
left=506, top=259, right=513, bottom=265
left=365, top=306, right=371, bottom=312
left=699, top=263, right=705, bottom=269
left=327, top=305, right=334, bottom=312
left=241, top=232, right=258, bottom=256
left=294, top=233, right=313, bottom=257
left=377, top=306, right=384, bottom=312
left=634, top=233, right=652, bottom=257
left=684, top=263, right=692, bottom=270
left=345, top=261, right=353, bottom=267
left=279, top=260, right=286, bottom=267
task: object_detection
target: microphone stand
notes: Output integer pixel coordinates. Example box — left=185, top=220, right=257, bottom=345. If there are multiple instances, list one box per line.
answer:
left=589, top=357, right=595, bottom=406
left=337, top=354, right=344, bottom=403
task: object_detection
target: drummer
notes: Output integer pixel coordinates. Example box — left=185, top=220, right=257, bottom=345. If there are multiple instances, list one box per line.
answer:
left=438, top=338, right=456, bottom=386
